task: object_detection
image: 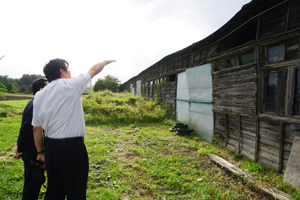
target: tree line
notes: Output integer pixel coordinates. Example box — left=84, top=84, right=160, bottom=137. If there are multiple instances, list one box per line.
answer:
left=0, top=74, right=45, bottom=94
left=0, top=74, right=121, bottom=97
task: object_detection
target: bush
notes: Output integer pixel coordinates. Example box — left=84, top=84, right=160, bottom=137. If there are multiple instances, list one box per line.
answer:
left=0, top=109, right=8, bottom=117
left=0, top=82, right=8, bottom=99
left=6, top=83, right=19, bottom=93
left=82, top=91, right=171, bottom=125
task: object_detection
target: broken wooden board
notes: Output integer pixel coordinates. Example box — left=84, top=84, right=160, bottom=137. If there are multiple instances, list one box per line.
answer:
left=206, top=153, right=293, bottom=200
left=284, top=136, right=300, bottom=189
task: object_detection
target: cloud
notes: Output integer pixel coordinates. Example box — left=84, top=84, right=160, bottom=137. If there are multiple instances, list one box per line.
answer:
left=0, top=0, right=250, bottom=83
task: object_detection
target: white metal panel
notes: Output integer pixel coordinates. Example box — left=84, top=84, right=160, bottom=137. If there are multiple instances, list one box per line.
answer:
left=176, top=100, right=190, bottom=124
left=189, top=102, right=214, bottom=142
left=130, top=84, right=134, bottom=95
left=136, top=80, right=141, bottom=96
left=186, top=63, right=212, bottom=101
left=177, top=72, right=189, bottom=99
left=176, top=64, right=214, bottom=142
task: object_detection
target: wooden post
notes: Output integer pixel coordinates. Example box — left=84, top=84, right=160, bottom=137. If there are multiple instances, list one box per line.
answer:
left=285, top=68, right=296, bottom=116
left=238, top=114, right=241, bottom=154
left=191, top=52, right=195, bottom=67
left=225, top=113, right=228, bottom=147
left=279, top=121, right=284, bottom=173
left=186, top=54, right=189, bottom=69
left=285, top=0, right=291, bottom=31
left=255, top=116, right=259, bottom=162
left=213, top=112, right=216, bottom=137
left=299, top=37, right=300, bottom=60
left=256, top=16, right=261, bottom=40
left=256, top=45, right=264, bottom=114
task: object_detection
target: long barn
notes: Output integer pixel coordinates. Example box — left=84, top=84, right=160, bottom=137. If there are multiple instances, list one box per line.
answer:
left=120, top=0, right=300, bottom=173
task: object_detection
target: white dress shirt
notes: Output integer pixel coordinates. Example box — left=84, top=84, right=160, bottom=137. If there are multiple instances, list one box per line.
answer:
left=32, top=73, right=91, bottom=139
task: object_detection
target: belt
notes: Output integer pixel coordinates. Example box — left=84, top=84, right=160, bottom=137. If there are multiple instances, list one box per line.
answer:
left=45, top=137, right=84, bottom=143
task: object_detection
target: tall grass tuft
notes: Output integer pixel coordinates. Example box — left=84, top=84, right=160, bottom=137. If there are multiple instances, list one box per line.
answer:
left=0, top=100, right=28, bottom=117
left=82, top=91, right=171, bottom=125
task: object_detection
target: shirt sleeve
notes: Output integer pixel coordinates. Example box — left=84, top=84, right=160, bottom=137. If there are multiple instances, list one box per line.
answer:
left=72, top=72, right=92, bottom=94
left=31, top=98, right=41, bottom=127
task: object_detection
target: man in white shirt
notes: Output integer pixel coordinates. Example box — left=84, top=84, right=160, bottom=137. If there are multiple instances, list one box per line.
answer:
left=32, top=58, right=115, bottom=200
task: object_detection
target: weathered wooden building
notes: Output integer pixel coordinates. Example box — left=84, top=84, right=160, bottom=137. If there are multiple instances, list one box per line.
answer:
left=120, top=0, right=300, bottom=173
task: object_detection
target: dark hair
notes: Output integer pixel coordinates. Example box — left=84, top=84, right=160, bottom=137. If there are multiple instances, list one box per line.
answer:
left=43, top=58, right=69, bottom=82
left=32, top=78, right=48, bottom=95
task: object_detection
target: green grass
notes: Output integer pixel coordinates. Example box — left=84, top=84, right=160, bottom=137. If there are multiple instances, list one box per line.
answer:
left=1, top=100, right=29, bottom=107
left=0, top=159, right=25, bottom=199
left=0, top=98, right=299, bottom=199
left=84, top=124, right=260, bottom=200
left=0, top=116, right=22, bottom=155
left=0, top=100, right=28, bottom=155
left=0, top=100, right=28, bottom=118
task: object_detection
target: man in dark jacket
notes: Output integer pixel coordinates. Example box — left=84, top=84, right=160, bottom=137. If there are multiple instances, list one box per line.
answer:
left=14, top=78, right=48, bottom=200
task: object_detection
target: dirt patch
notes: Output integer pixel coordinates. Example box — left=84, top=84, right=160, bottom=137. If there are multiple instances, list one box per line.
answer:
left=0, top=146, right=17, bottom=160
left=1, top=96, right=32, bottom=101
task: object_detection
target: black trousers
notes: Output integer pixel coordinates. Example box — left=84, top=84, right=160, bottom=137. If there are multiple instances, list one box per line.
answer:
left=44, top=137, right=89, bottom=200
left=22, top=145, right=43, bottom=200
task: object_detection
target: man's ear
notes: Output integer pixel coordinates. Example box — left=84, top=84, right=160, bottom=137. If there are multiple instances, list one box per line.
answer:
left=60, top=68, right=65, bottom=77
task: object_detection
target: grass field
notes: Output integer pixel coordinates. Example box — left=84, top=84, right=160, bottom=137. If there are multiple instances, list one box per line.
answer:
left=0, top=97, right=299, bottom=199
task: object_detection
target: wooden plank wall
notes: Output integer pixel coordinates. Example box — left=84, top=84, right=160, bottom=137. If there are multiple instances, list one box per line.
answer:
left=260, top=2, right=286, bottom=38
left=213, top=63, right=258, bottom=115
left=212, top=58, right=298, bottom=172
left=241, top=116, right=257, bottom=161
left=258, top=118, right=281, bottom=170
left=288, top=0, right=300, bottom=30
left=214, top=112, right=300, bottom=172
left=283, top=123, right=300, bottom=169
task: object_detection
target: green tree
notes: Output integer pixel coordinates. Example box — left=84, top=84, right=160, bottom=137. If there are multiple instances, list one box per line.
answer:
left=19, top=85, right=28, bottom=93
left=19, top=74, right=33, bottom=87
left=27, top=85, right=33, bottom=94
left=0, top=75, right=17, bottom=88
left=5, top=83, right=18, bottom=93
left=6, top=83, right=13, bottom=92
left=0, top=82, right=8, bottom=99
left=18, top=74, right=44, bottom=88
left=0, top=74, right=44, bottom=93
left=94, top=75, right=121, bottom=92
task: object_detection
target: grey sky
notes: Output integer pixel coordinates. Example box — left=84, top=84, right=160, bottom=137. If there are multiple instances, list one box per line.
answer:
left=0, top=0, right=250, bottom=83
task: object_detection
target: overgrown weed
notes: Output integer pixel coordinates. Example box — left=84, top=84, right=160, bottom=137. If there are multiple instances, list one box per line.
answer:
left=82, top=91, right=174, bottom=125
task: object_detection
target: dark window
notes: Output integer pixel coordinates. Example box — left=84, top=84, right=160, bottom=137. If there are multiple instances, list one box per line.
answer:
left=168, top=74, right=176, bottom=82
left=224, top=56, right=238, bottom=68
left=293, top=70, right=300, bottom=115
left=265, top=72, right=278, bottom=113
left=239, top=52, right=255, bottom=65
left=268, top=45, right=284, bottom=63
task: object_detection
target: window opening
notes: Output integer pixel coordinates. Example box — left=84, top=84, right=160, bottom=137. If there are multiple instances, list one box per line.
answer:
left=293, top=70, right=300, bottom=115
left=265, top=72, right=278, bottom=113
left=268, top=45, right=284, bottom=63
left=168, top=74, right=176, bottom=82
left=239, top=52, right=254, bottom=65
left=224, top=56, right=238, bottom=68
